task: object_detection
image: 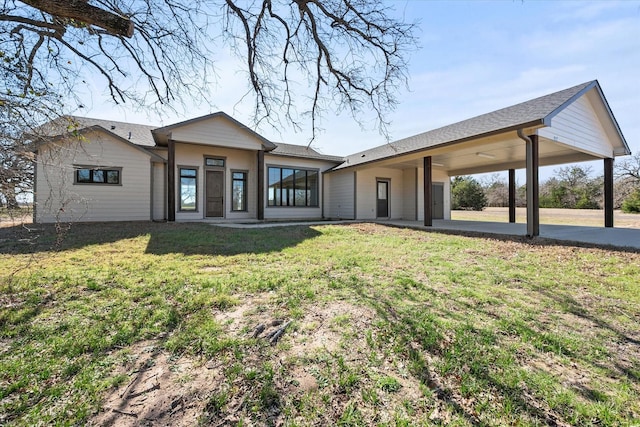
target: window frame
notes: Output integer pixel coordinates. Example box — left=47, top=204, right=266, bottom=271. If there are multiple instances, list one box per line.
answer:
left=230, top=170, right=248, bottom=212
left=73, top=166, right=122, bottom=186
left=178, top=166, right=199, bottom=212
left=267, top=166, right=320, bottom=208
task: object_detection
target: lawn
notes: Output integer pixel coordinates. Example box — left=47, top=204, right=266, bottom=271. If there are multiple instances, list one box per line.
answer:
left=1, top=222, right=639, bottom=426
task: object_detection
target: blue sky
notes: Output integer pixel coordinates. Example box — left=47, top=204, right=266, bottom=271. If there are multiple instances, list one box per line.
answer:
left=83, top=0, right=640, bottom=181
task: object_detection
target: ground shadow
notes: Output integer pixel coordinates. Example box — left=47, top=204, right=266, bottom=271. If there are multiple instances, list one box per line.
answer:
left=0, top=221, right=322, bottom=256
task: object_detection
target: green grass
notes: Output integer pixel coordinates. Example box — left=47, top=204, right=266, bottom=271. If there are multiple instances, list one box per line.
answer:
left=1, top=221, right=639, bottom=425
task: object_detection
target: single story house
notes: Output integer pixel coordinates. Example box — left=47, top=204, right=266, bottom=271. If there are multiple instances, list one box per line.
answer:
left=34, top=80, right=630, bottom=236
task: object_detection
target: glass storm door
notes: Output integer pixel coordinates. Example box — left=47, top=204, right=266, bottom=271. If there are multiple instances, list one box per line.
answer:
left=376, top=180, right=389, bottom=218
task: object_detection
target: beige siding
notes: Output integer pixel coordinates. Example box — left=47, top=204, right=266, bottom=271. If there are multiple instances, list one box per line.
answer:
left=402, top=168, right=418, bottom=220
left=354, top=168, right=404, bottom=220
left=325, top=170, right=356, bottom=220
left=263, top=155, right=337, bottom=220
left=171, top=117, right=264, bottom=151
left=539, top=95, right=614, bottom=158
left=174, top=143, right=257, bottom=221
left=416, top=168, right=451, bottom=221
left=152, top=162, right=166, bottom=220
left=35, top=131, right=153, bottom=223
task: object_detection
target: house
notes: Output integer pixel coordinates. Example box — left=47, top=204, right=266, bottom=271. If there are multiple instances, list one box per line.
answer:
left=34, top=80, right=630, bottom=236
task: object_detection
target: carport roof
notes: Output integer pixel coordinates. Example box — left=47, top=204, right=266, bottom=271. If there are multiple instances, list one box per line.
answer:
left=332, top=80, right=630, bottom=172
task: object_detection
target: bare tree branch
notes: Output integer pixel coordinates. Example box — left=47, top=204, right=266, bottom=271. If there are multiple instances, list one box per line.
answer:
left=20, top=0, right=134, bottom=37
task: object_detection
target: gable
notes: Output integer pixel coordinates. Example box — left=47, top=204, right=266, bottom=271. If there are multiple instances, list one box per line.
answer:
left=152, top=112, right=276, bottom=151
left=538, top=88, right=628, bottom=158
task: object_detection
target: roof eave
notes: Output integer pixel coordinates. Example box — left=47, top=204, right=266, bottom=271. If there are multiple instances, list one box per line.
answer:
left=330, top=119, right=546, bottom=172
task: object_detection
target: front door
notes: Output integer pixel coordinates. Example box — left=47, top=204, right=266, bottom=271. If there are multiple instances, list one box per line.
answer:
left=376, top=180, right=389, bottom=218
left=206, top=170, right=224, bottom=217
left=432, top=182, right=444, bottom=219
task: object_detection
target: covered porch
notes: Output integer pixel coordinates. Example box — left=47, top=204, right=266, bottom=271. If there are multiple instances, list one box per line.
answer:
left=332, top=81, right=630, bottom=237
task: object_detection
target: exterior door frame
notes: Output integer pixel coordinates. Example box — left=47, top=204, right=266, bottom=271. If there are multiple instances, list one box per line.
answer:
left=205, top=156, right=226, bottom=218
left=376, top=178, right=390, bottom=219
left=432, top=182, right=444, bottom=220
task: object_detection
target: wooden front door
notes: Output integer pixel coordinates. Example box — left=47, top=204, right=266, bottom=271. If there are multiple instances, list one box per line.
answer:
left=432, top=183, right=444, bottom=219
left=206, top=170, right=224, bottom=217
left=376, top=180, right=389, bottom=218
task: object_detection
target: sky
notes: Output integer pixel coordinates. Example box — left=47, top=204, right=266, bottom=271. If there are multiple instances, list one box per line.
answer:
left=79, top=0, right=640, bottom=182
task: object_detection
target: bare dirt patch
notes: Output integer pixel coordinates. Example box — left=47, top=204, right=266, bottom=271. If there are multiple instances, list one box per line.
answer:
left=90, top=341, right=220, bottom=427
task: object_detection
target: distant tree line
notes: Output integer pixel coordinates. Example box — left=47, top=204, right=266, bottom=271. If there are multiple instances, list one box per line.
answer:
left=451, top=154, right=640, bottom=213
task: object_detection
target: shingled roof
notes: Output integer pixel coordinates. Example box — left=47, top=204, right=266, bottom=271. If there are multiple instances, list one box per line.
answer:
left=35, top=115, right=158, bottom=147
left=271, top=142, right=344, bottom=162
left=334, top=80, right=616, bottom=170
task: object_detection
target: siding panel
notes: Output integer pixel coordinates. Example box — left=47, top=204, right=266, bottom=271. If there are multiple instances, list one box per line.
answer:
left=539, top=95, right=614, bottom=158
left=325, top=170, right=355, bottom=219
left=171, top=117, right=264, bottom=151
left=35, top=131, right=153, bottom=223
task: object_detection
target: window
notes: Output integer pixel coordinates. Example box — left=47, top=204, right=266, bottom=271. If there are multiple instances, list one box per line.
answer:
left=231, top=171, right=247, bottom=211
left=75, top=167, right=121, bottom=185
left=205, top=158, right=225, bottom=167
left=179, top=167, right=197, bottom=211
left=267, top=167, right=319, bottom=207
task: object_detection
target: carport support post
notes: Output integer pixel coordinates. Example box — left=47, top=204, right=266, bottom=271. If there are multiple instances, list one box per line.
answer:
left=525, top=135, right=539, bottom=237
left=257, top=150, right=265, bottom=220
left=508, top=168, right=516, bottom=223
left=423, top=156, right=432, bottom=226
left=168, top=138, right=175, bottom=222
left=604, top=157, right=614, bottom=228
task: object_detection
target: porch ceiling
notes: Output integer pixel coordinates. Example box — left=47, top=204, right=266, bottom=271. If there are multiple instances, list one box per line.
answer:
left=358, top=129, right=603, bottom=176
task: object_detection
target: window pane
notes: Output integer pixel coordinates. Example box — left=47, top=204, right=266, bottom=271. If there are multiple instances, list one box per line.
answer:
left=180, top=177, right=197, bottom=210
left=77, top=169, right=90, bottom=182
left=281, top=168, right=294, bottom=206
left=232, top=181, right=244, bottom=210
left=294, top=170, right=306, bottom=206
left=92, top=170, right=105, bottom=183
left=377, top=182, right=387, bottom=200
left=308, top=170, right=319, bottom=206
left=181, top=168, right=197, bottom=177
left=268, top=168, right=280, bottom=206
left=206, top=158, right=225, bottom=167
left=232, top=172, right=246, bottom=211
left=179, top=168, right=197, bottom=211
left=106, top=170, right=120, bottom=184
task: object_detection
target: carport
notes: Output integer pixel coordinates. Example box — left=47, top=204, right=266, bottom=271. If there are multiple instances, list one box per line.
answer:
left=333, top=80, right=630, bottom=237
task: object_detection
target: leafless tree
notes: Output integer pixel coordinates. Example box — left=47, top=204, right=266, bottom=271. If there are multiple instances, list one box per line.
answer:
left=615, top=152, right=640, bottom=185
left=1, top=0, right=416, bottom=208
left=2, top=0, right=416, bottom=134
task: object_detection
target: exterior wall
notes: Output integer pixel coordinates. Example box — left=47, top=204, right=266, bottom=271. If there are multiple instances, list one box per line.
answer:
left=354, top=167, right=404, bottom=220
left=263, top=155, right=337, bottom=220
left=173, top=143, right=258, bottom=221
left=416, top=167, right=451, bottom=221
left=539, top=95, right=614, bottom=158
left=170, top=117, right=264, bottom=151
left=35, top=131, right=153, bottom=223
left=324, top=169, right=356, bottom=220
left=402, top=168, right=418, bottom=220
left=152, top=162, right=166, bottom=220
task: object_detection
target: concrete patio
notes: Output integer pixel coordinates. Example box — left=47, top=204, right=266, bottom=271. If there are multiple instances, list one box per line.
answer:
left=211, top=218, right=640, bottom=251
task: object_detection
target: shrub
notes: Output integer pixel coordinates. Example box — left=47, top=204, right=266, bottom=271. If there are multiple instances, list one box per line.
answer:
left=621, top=189, right=640, bottom=213
left=451, top=176, right=487, bottom=211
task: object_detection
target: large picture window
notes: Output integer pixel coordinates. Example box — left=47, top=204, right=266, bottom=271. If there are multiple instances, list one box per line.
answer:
left=179, top=167, right=197, bottom=211
left=268, top=167, right=318, bottom=207
left=75, top=167, right=121, bottom=185
left=231, top=171, right=247, bottom=211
